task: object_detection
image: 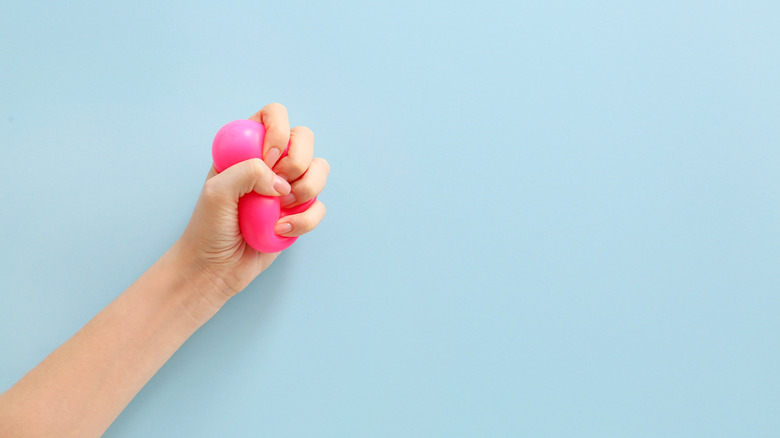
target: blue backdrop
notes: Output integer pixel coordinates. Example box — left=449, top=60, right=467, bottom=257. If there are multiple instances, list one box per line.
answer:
left=1, top=1, right=779, bottom=436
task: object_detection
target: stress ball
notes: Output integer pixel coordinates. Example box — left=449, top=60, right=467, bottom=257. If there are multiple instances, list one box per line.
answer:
left=212, top=119, right=316, bottom=253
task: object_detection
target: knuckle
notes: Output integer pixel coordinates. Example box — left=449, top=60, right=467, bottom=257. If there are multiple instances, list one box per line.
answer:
left=295, top=180, right=316, bottom=200
left=265, top=102, right=288, bottom=115
left=284, top=158, right=308, bottom=177
left=246, top=158, right=269, bottom=179
left=294, top=125, right=314, bottom=140
left=314, top=157, right=330, bottom=175
left=202, top=179, right=223, bottom=202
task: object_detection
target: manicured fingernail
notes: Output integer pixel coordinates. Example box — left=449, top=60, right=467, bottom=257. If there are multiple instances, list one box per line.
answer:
left=265, top=148, right=281, bottom=167
left=275, top=221, right=293, bottom=235
left=273, top=175, right=291, bottom=194
left=279, top=192, right=296, bottom=206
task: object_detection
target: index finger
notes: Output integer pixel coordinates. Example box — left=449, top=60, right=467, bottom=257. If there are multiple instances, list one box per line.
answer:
left=249, top=103, right=290, bottom=169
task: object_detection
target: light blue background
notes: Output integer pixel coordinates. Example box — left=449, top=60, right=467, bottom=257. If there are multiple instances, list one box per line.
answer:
left=1, top=1, right=779, bottom=436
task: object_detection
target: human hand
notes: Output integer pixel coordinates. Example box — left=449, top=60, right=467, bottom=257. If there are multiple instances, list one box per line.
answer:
left=173, top=103, right=329, bottom=302
left=0, top=103, right=329, bottom=437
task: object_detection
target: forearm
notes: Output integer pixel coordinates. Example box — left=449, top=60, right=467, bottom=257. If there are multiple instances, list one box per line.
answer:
left=0, top=244, right=227, bottom=437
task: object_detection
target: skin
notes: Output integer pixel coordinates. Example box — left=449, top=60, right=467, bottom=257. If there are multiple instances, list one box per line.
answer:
left=0, top=103, right=329, bottom=437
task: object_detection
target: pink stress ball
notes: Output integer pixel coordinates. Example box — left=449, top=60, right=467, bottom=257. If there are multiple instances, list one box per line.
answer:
left=212, top=119, right=316, bottom=253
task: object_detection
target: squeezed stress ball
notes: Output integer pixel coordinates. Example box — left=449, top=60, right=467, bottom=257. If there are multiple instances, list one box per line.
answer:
left=212, top=119, right=317, bottom=253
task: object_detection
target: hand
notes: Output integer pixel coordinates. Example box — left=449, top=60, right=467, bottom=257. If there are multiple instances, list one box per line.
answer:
left=0, top=103, right=330, bottom=437
left=173, top=103, right=329, bottom=301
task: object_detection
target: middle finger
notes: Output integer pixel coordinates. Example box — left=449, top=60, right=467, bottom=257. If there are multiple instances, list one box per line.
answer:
left=274, top=125, right=314, bottom=182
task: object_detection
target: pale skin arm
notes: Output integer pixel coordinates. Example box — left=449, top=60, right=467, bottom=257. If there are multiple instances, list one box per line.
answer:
left=0, top=103, right=329, bottom=437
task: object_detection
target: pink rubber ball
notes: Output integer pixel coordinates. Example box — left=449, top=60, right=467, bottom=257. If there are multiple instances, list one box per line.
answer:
left=212, top=119, right=316, bottom=253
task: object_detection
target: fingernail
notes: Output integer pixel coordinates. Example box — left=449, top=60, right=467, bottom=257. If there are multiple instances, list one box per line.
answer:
left=275, top=221, right=293, bottom=235
left=279, top=192, right=296, bottom=206
left=265, top=148, right=281, bottom=167
left=273, top=175, right=291, bottom=194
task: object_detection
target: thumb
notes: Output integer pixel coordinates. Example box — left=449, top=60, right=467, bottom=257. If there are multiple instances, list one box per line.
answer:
left=209, top=158, right=291, bottom=199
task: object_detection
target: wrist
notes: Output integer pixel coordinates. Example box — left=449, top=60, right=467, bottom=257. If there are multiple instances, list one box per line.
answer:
left=160, top=243, right=232, bottom=324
